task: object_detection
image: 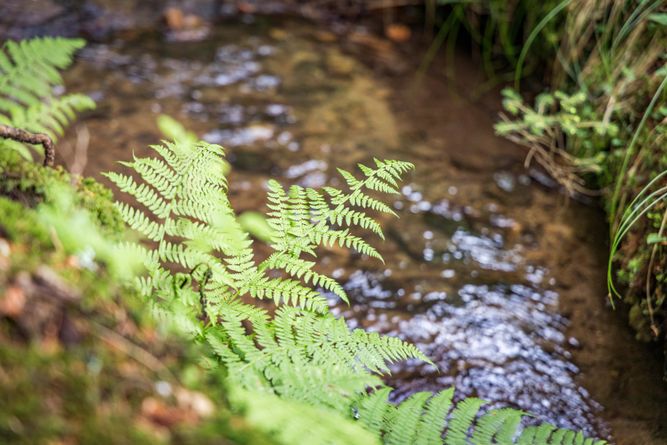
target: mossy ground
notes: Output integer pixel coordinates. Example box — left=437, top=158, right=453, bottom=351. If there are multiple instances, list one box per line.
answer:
left=0, top=152, right=276, bottom=444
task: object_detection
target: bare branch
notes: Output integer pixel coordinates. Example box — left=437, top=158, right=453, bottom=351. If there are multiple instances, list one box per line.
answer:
left=0, top=124, right=55, bottom=167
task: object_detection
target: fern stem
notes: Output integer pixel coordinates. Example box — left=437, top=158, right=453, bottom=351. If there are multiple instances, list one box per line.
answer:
left=0, top=123, right=55, bottom=166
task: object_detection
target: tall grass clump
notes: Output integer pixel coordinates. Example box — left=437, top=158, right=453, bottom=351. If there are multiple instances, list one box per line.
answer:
left=417, top=0, right=564, bottom=80
left=493, top=0, right=667, bottom=346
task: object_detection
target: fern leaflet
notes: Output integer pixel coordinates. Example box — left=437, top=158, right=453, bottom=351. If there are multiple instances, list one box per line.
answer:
left=0, top=37, right=95, bottom=161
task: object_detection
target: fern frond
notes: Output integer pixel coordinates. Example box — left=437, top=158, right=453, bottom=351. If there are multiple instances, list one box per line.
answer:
left=108, top=134, right=604, bottom=445
left=356, top=387, right=394, bottom=435
left=415, top=387, right=455, bottom=445
left=245, top=276, right=329, bottom=313
left=357, top=387, right=607, bottom=445
left=469, top=408, right=525, bottom=445
left=330, top=206, right=385, bottom=238
left=384, top=391, right=431, bottom=445
left=114, top=202, right=163, bottom=241
left=261, top=252, right=348, bottom=302
left=519, top=423, right=556, bottom=445
left=0, top=38, right=84, bottom=101
left=7, top=94, right=94, bottom=140
left=323, top=186, right=396, bottom=216
left=105, top=172, right=171, bottom=219
left=204, top=305, right=426, bottom=410
left=266, top=160, right=413, bottom=265
left=232, top=389, right=380, bottom=445
left=445, top=396, right=486, bottom=445
left=0, top=37, right=94, bottom=160
left=120, top=156, right=177, bottom=199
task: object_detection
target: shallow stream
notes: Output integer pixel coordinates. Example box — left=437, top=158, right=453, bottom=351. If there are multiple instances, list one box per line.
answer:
left=60, top=16, right=667, bottom=444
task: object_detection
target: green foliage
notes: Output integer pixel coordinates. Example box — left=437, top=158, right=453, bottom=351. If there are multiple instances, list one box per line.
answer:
left=109, top=135, right=604, bottom=444
left=0, top=146, right=125, bottom=238
left=494, top=0, right=667, bottom=341
left=0, top=37, right=95, bottom=161
left=105, top=135, right=425, bottom=359
left=420, top=0, right=564, bottom=80
left=37, top=182, right=141, bottom=278
left=264, top=159, right=410, bottom=260
left=498, top=0, right=666, bottom=195
left=356, top=388, right=604, bottom=445
left=497, top=88, right=618, bottom=158
left=157, top=114, right=231, bottom=176
left=231, top=389, right=379, bottom=445
left=607, top=171, right=667, bottom=300
left=205, top=304, right=426, bottom=411
left=495, top=87, right=615, bottom=188
left=104, top=138, right=413, bottom=314
left=237, top=211, right=273, bottom=242
left=157, top=114, right=268, bottom=241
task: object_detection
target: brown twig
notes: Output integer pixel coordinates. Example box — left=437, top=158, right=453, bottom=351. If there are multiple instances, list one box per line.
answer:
left=0, top=123, right=55, bottom=167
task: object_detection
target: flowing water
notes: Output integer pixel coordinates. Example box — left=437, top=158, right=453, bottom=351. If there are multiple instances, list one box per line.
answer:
left=59, top=16, right=667, bottom=444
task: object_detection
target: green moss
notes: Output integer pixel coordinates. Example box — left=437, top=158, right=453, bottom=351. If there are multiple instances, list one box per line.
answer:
left=0, top=337, right=157, bottom=445
left=0, top=323, right=280, bottom=445
left=0, top=150, right=124, bottom=237
left=0, top=150, right=280, bottom=444
left=0, top=197, right=49, bottom=247
left=0, top=149, right=133, bottom=298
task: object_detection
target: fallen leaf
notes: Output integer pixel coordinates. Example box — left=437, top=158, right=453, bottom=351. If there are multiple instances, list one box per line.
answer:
left=164, top=7, right=184, bottom=30
left=0, top=285, right=25, bottom=317
left=385, top=24, right=411, bottom=43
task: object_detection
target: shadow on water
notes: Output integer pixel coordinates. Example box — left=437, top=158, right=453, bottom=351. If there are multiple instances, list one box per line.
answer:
left=59, top=15, right=667, bottom=444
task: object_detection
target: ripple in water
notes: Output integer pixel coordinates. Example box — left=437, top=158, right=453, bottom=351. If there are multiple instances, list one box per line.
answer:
left=335, top=193, right=608, bottom=437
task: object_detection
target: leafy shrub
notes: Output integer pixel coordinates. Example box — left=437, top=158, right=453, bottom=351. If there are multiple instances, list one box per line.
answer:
left=494, top=0, right=667, bottom=343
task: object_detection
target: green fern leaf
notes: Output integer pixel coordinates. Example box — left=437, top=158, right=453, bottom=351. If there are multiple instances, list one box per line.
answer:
left=444, top=396, right=485, bottom=445
left=415, top=387, right=455, bottom=445
left=0, top=37, right=95, bottom=160
left=356, top=387, right=394, bottom=435
left=385, top=391, right=431, bottom=445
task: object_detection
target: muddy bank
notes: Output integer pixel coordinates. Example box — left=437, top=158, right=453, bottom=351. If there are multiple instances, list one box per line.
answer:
left=43, top=14, right=667, bottom=444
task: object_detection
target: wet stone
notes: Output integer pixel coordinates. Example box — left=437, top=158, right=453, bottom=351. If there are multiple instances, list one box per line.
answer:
left=325, top=49, right=356, bottom=77
left=226, top=148, right=277, bottom=174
